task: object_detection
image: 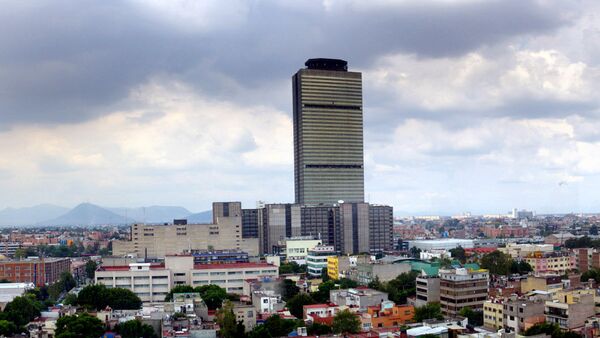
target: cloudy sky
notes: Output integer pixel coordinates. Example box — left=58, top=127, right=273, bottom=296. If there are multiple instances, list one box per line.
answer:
left=1, top=0, right=599, bottom=215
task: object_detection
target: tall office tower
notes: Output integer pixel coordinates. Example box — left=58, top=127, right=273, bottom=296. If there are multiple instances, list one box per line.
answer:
left=212, top=202, right=242, bottom=223
left=259, top=204, right=301, bottom=254
left=293, top=58, right=365, bottom=205
left=368, top=205, right=394, bottom=253
left=339, top=203, right=370, bottom=254
left=241, top=208, right=259, bottom=238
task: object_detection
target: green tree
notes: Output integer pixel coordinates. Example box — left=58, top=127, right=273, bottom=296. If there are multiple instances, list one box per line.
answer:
left=115, top=320, right=158, bottom=338
left=106, top=287, right=142, bottom=310
left=282, top=279, right=300, bottom=301
left=410, top=247, right=422, bottom=258
left=332, top=309, right=361, bottom=334
left=0, top=320, right=17, bottom=336
left=76, top=284, right=107, bottom=310
left=414, top=303, right=443, bottom=322
left=367, top=276, right=383, bottom=290
left=279, top=262, right=306, bottom=274
left=216, top=301, right=245, bottom=338
left=449, top=246, right=467, bottom=263
left=63, top=293, right=78, bottom=305
left=248, top=324, right=272, bottom=338
left=480, top=251, right=512, bottom=275
left=4, top=294, right=42, bottom=327
left=581, top=268, right=600, bottom=283
left=197, top=284, right=227, bottom=310
left=55, top=313, right=105, bottom=338
left=386, top=271, right=420, bottom=304
left=286, top=293, right=316, bottom=319
left=307, top=322, right=332, bottom=335
left=338, top=278, right=358, bottom=289
left=259, top=315, right=302, bottom=337
left=459, top=307, right=483, bottom=326
left=311, top=280, right=336, bottom=303
left=164, top=285, right=195, bottom=301
left=85, top=260, right=98, bottom=279
left=76, top=284, right=142, bottom=310
left=321, top=267, right=330, bottom=282
left=590, top=225, right=599, bottom=236
left=510, top=260, right=533, bottom=275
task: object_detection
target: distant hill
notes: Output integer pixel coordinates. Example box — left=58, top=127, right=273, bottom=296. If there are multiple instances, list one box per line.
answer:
left=39, top=203, right=132, bottom=226
left=0, top=204, right=70, bottom=226
left=108, top=206, right=192, bottom=223
left=186, top=210, right=212, bottom=224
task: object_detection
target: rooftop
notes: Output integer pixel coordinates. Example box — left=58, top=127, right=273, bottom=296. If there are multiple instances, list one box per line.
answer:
left=193, top=262, right=276, bottom=270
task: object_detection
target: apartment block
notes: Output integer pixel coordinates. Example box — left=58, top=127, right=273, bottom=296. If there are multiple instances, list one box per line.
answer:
left=306, top=245, right=336, bottom=277
left=483, top=300, right=504, bottom=330
left=523, top=252, right=575, bottom=274
left=285, top=237, right=322, bottom=265
left=95, top=263, right=171, bottom=303
left=503, top=299, right=545, bottom=334
left=415, top=275, right=441, bottom=307
left=545, top=291, right=595, bottom=330
left=439, top=268, right=488, bottom=316
left=0, top=258, right=71, bottom=286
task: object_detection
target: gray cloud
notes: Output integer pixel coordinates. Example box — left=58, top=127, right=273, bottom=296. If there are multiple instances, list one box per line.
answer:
left=0, top=0, right=574, bottom=126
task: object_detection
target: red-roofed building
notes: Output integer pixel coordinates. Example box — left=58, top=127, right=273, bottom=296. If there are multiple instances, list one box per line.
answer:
left=303, top=303, right=341, bottom=320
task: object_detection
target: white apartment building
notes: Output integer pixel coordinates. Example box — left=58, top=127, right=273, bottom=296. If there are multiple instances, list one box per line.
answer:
left=95, top=256, right=279, bottom=302
left=95, top=263, right=171, bottom=303
left=306, top=245, right=336, bottom=277
left=285, top=237, right=322, bottom=265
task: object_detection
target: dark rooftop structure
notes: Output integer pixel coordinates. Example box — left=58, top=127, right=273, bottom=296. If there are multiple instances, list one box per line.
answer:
left=305, top=58, right=348, bottom=71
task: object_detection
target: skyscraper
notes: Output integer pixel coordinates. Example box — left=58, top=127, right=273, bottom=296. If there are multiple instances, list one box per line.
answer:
left=293, top=58, right=365, bottom=205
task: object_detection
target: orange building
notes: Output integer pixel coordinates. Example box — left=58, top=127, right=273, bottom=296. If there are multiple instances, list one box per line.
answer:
left=0, top=258, right=71, bottom=286
left=368, top=302, right=414, bottom=328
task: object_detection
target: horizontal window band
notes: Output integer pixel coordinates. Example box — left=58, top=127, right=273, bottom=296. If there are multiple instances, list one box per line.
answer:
left=303, top=104, right=362, bottom=110
left=305, top=164, right=363, bottom=169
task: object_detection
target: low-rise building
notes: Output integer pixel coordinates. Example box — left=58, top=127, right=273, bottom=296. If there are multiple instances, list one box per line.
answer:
left=285, top=237, right=322, bottom=265
left=347, top=262, right=411, bottom=285
left=521, top=275, right=563, bottom=294
left=439, top=267, right=488, bottom=316
left=523, top=252, right=575, bottom=274
left=483, top=300, right=503, bottom=330
left=545, top=291, right=595, bottom=330
left=232, top=302, right=257, bottom=332
left=0, top=282, right=34, bottom=310
left=330, top=288, right=388, bottom=310
left=190, top=263, right=278, bottom=294
left=303, top=303, right=341, bottom=320
left=503, top=298, right=545, bottom=334
left=499, top=243, right=554, bottom=258
left=367, top=301, right=414, bottom=328
left=306, top=245, right=336, bottom=277
left=415, top=275, right=440, bottom=307
left=95, top=263, right=171, bottom=303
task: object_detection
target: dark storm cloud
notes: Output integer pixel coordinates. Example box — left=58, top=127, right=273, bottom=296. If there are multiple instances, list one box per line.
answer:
left=0, top=0, right=573, bottom=126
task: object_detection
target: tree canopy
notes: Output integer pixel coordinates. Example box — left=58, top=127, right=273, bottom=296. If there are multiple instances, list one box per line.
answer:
left=76, top=284, right=141, bottom=310
left=163, top=284, right=227, bottom=310
left=55, top=313, right=105, bottom=338
left=480, top=251, right=512, bottom=275
left=115, top=319, right=158, bottom=338
left=286, top=293, right=316, bottom=319
left=414, top=303, right=443, bottom=322
left=332, top=309, right=361, bottom=334
left=3, top=294, right=42, bottom=327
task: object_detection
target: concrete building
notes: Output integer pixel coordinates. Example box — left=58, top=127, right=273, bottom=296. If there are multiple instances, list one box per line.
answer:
left=112, top=203, right=259, bottom=258
left=307, top=245, right=336, bottom=277
left=521, top=275, right=563, bottom=293
left=241, top=208, right=259, bottom=238
left=327, top=255, right=362, bottom=280
left=483, top=300, right=504, bottom=330
left=259, top=204, right=301, bottom=255
left=232, top=302, right=257, bottom=332
left=415, top=275, right=440, bottom=307
left=367, top=302, right=415, bottom=328
left=499, top=243, right=554, bottom=258
left=190, top=262, right=278, bottom=294
left=409, top=239, right=474, bottom=251
left=439, top=267, right=489, bottom=316
left=0, top=258, right=71, bottom=286
left=503, top=298, right=545, bottom=334
left=293, top=58, right=364, bottom=205
left=330, top=288, right=388, bottom=310
left=95, top=263, right=171, bottom=302
left=523, top=252, right=575, bottom=274
left=212, top=202, right=242, bottom=224
left=545, top=291, right=595, bottom=330
left=348, top=262, right=412, bottom=285
left=285, top=237, right=322, bottom=265
left=368, top=205, right=394, bottom=254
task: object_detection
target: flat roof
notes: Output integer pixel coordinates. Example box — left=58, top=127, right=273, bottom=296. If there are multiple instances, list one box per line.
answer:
left=193, top=262, right=275, bottom=270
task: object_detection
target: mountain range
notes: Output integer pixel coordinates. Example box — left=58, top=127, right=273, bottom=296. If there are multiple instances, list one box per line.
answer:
left=0, top=203, right=212, bottom=226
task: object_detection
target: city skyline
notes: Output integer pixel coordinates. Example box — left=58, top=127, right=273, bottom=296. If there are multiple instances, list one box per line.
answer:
left=1, top=1, right=600, bottom=215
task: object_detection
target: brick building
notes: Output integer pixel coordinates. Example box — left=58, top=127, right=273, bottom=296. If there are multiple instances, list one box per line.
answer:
left=0, top=258, right=71, bottom=286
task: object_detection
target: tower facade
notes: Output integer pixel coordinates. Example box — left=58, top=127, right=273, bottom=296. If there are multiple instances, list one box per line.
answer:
left=293, top=58, right=365, bottom=205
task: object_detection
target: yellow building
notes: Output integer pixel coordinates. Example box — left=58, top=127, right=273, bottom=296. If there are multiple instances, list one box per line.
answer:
left=483, top=300, right=504, bottom=330
left=328, top=256, right=340, bottom=280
